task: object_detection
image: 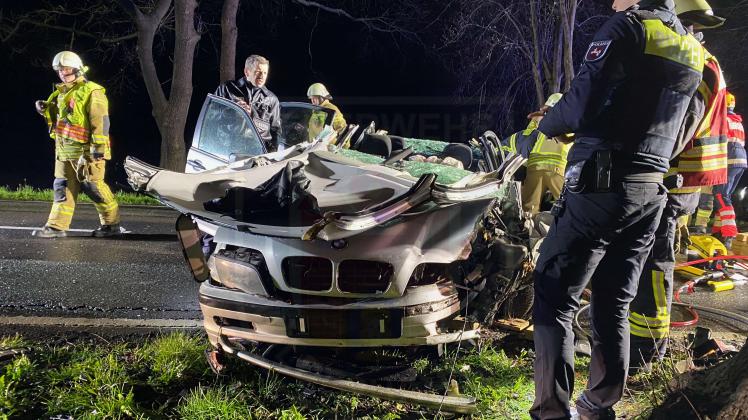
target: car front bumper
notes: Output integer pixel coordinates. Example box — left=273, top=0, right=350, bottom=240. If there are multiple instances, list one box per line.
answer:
left=200, top=281, right=479, bottom=348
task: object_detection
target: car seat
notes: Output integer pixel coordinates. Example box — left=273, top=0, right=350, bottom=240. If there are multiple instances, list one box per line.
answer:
left=356, top=133, right=392, bottom=158
left=441, top=143, right=473, bottom=170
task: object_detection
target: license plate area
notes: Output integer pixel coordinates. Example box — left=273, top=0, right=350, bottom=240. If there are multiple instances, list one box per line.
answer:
left=285, top=308, right=403, bottom=339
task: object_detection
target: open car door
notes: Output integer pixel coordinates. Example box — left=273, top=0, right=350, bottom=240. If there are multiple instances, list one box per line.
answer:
left=186, top=95, right=267, bottom=173
left=278, top=102, right=335, bottom=149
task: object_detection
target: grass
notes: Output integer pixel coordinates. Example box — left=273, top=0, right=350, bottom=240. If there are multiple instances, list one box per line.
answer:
left=0, top=332, right=663, bottom=419
left=138, top=332, right=209, bottom=388
left=46, top=349, right=139, bottom=419
left=178, top=386, right=254, bottom=420
left=0, top=185, right=161, bottom=206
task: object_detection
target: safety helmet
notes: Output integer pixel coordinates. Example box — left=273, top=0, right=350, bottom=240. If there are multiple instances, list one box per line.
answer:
left=726, top=92, right=736, bottom=109
left=675, top=0, right=725, bottom=29
left=52, top=51, right=84, bottom=71
left=307, top=83, right=331, bottom=99
left=544, top=93, right=563, bottom=108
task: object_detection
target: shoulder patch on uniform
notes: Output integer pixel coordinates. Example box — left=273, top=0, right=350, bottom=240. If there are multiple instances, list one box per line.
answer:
left=585, top=40, right=612, bottom=62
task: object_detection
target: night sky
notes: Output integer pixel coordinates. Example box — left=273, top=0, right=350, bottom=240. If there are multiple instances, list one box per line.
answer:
left=1, top=0, right=746, bottom=192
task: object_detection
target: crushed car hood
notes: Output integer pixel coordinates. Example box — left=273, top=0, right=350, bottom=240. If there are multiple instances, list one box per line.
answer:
left=126, top=145, right=512, bottom=240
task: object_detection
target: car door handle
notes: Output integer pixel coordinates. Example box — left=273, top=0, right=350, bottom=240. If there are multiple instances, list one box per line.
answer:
left=187, top=159, right=206, bottom=171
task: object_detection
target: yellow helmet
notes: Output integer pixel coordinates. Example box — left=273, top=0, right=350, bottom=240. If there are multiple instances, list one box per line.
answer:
left=675, top=0, right=725, bottom=29
left=52, top=51, right=84, bottom=70
left=726, top=92, right=736, bottom=109
left=545, top=93, right=563, bottom=107
left=307, top=82, right=331, bottom=99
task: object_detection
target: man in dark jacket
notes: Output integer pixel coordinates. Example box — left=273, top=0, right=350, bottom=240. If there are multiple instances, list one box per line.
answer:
left=530, top=0, right=704, bottom=419
left=215, top=54, right=281, bottom=150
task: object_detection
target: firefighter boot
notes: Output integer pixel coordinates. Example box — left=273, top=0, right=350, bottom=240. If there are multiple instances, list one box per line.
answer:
left=34, top=225, right=67, bottom=238
left=92, top=224, right=122, bottom=237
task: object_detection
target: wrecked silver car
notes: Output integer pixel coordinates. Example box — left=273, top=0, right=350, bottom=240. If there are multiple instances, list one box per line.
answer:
left=125, top=95, right=539, bottom=352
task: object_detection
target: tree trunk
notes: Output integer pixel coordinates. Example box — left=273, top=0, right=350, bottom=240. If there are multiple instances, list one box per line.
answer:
left=220, top=0, right=240, bottom=83
left=560, top=0, right=577, bottom=91
left=118, top=0, right=199, bottom=171
left=549, top=20, right=564, bottom=95
left=163, top=0, right=200, bottom=171
left=649, top=339, right=748, bottom=419
left=528, top=0, right=545, bottom=106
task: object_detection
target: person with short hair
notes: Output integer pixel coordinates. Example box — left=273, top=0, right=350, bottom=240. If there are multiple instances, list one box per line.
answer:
left=215, top=54, right=281, bottom=150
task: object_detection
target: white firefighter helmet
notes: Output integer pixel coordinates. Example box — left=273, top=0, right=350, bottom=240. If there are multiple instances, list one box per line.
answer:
left=307, top=82, right=332, bottom=99
left=52, top=51, right=84, bottom=71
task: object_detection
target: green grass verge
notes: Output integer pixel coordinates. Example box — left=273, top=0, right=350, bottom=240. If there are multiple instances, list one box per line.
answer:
left=0, top=332, right=658, bottom=419
left=0, top=185, right=161, bottom=206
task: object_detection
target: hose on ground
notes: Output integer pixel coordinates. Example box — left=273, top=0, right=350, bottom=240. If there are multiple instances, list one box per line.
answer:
left=573, top=299, right=748, bottom=341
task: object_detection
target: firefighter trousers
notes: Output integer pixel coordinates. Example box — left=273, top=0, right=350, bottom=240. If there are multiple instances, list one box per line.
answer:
left=629, top=192, right=700, bottom=370
left=46, top=159, right=120, bottom=231
left=694, top=186, right=713, bottom=228
left=530, top=182, right=666, bottom=420
left=521, top=168, right=565, bottom=214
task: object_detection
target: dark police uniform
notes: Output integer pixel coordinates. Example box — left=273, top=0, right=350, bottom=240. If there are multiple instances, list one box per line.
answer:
left=215, top=77, right=282, bottom=150
left=530, top=2, right=704, bottom=419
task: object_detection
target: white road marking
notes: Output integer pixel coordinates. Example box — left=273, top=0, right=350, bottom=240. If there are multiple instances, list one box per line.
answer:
left=0, top=226, right=132, bottom=234
left=0, top=225, right=93, bottom=232
left=0, top=316, right=202, bottom=329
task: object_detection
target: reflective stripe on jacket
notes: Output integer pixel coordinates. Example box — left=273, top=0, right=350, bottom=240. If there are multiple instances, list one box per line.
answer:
left=501, top=123, right=536, bottom=158
left=668, top=52, right=728, bottom=187
left=43, top=77, right=111, bottom=160
left=727, top=112, right=747, bottom=168
left=527, top=132, right=571, bottom=174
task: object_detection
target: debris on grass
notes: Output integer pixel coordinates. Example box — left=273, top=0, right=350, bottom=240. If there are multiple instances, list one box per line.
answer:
left=0, top=330, right=697, bottom=419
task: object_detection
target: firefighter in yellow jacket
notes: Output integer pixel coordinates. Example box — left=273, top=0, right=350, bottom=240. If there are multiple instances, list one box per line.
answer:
left=520, top=93, right=571, bottom=214
left=307, top=83, right=347, bottom=141
left=33, top=51, right=120, bottom=238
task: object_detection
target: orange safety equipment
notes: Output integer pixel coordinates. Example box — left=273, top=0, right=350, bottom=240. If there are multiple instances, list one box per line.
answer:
left=712, top=192, right=737, bottom=237
left=727, top=110, right=746, bottom=168
left=668, top=50, right=728, bottom=189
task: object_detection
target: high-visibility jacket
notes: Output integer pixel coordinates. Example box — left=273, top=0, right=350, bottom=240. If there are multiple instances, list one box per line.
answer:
left=43, top=77, right=111, bottom=160
left=668, top=51, right=728, bottom=188
left=320, top=100, right=346, bottom=133
left=727, top=112, right=746, bottom=169
left=527, top=132, right=571, bottom=174
left=501, top=126, right=535, bottom=158
left=309, top=99, right=347, bottom=141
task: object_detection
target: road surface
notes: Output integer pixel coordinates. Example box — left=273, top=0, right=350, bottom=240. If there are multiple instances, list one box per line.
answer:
left=0, top=200, right=745, bottom=338
left=0, top=201, right=200, bottom=329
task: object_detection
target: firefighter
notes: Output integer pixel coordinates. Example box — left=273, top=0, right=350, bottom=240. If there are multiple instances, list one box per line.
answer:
left=307, top=82, right=347, bottom=140
left=629, top=0, right=728, bottom=373
left=530, top=1, right=704, bottom=419
left=501, top=94, right=563, bottom=158
left=33, top=51, right=120, bottom=238
left=711, top=91, right=745, bottom=248
left=215, top=55, right=281, bottom=150
left=521, top=93, right=571, bottom=214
